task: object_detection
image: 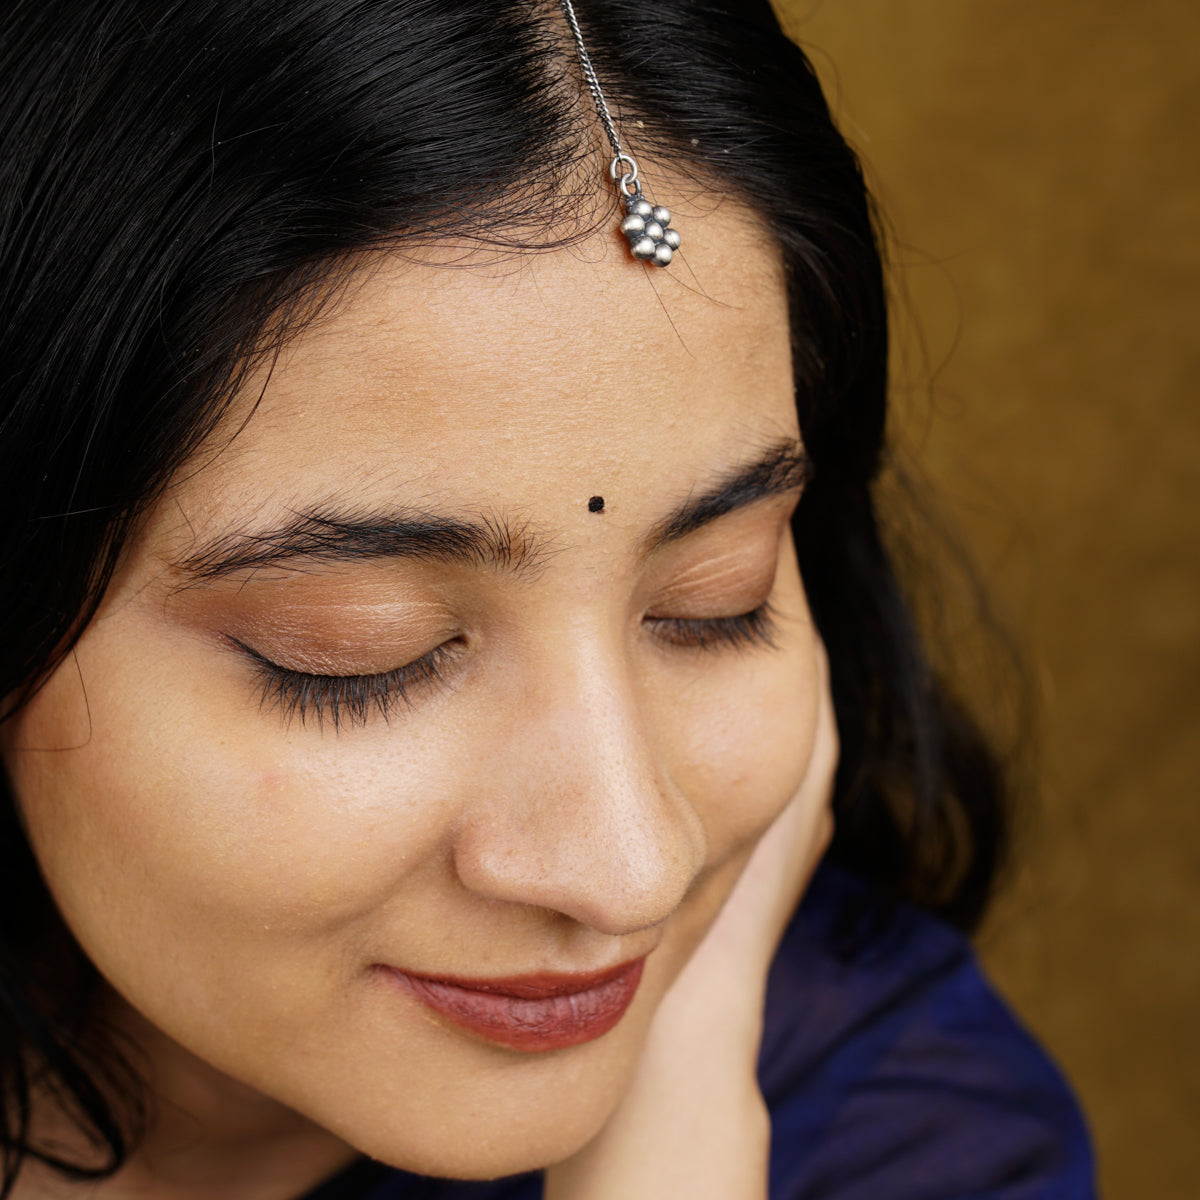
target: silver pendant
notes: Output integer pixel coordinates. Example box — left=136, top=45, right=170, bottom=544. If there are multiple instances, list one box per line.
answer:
left=560, top=0, right=680, bottom=268
left=620, top=193, right=682, bottom=267
left=610, top=154, right=681, bottom=267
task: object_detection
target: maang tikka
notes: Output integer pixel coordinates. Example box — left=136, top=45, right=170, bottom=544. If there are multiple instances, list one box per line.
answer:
left=558, top=0, right=681, bottom=266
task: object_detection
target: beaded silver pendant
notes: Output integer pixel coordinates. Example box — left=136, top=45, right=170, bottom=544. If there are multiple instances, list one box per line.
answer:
left=611, top=154, right=681, bottom=266
left=560, top=0, right=681, bottom=267
left=620, top=196, right=681, bottom=267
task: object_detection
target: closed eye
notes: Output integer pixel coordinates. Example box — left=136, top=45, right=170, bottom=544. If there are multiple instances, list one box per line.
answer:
left=647, top=604, right=777, bottom=652
left=231, top=599, right=776, bottom=731
left=231, top=637, right=457, bottom=730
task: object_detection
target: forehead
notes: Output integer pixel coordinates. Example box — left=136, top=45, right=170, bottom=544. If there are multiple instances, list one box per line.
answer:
left=155, top=201, right=797, bottom=550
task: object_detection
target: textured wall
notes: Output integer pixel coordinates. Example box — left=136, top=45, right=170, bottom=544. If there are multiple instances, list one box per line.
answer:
left=774, top=3, right=1200, bottom=1197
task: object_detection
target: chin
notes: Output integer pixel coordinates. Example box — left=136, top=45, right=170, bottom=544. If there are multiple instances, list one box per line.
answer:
left=380, top=1136, right=582, bottom=1183
left=298, top=1024, right=644, bottom=1183
left=343, top=1087, right=614, bottom=1182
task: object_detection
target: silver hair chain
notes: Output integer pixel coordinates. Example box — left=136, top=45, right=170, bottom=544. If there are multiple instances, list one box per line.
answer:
left=558, top=0, right=681, bottom=266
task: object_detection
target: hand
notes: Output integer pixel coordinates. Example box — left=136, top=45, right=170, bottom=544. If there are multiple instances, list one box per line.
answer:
left=545, top=640, right=838, bottom=1200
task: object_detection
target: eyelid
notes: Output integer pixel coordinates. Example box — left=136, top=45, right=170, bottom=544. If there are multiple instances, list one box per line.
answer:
left=646, top=558, right=780, bottom=629
left=229, top=636, right=456, bottom=730
left=642, top=520, right=787, bottom=652
left=647, top=520, right=785, bottom=610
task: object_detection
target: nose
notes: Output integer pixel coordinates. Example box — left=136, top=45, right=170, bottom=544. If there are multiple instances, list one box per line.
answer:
left=451, top=642, right=707, bottom=936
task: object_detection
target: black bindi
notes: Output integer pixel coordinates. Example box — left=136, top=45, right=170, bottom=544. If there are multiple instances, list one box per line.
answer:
left=587, top=495, right=605, bottom=514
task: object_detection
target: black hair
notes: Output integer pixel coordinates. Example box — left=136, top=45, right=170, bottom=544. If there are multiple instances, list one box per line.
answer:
left=0, top=0, right=1010, bottom=1189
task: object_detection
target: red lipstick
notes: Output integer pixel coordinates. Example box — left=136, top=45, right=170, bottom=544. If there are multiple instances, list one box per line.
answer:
left=381, top=958, right=645, bottom=1052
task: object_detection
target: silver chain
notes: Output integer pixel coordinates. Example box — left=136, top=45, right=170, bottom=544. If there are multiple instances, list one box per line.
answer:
left=558, top=0, right=624, bottom=163
left=557, top=0, right=680, bottom=265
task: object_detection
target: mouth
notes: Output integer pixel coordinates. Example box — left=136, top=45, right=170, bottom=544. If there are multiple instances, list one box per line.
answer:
left=379, top=958, right=646, bottom=1053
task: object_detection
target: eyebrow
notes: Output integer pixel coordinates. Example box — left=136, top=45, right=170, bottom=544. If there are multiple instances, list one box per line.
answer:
left=174, top=508, right=540, bottom=582
left=172, top=439, right=810, bottom=584
left=643, top=439, right=810, bottom=550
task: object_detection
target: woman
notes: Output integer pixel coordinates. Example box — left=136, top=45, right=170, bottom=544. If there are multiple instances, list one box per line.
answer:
left=0, top=1, right=1094, bottom=1196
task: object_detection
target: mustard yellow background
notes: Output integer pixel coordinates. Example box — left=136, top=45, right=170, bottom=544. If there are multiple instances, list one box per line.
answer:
left=773, top=2, right=1199, bottom=1196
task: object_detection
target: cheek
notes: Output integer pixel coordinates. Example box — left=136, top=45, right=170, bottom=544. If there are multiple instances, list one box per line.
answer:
left=2, top=617, right=462, bottom=994
left=655, top=617, right=819, bottom=863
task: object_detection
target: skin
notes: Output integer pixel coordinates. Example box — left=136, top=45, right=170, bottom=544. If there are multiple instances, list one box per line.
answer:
left=2, top=198, right=835, bottom=1199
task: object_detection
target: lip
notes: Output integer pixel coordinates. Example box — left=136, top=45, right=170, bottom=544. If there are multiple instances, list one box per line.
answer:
left=379, top=958, right=646, bottom=1053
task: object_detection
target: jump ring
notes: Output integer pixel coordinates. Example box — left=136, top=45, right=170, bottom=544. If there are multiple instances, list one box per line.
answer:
left=609, top=153, right=638, bottom=187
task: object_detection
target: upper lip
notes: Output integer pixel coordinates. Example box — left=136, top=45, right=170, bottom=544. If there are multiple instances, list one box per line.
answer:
left=388, top=958, right=645, bottom=999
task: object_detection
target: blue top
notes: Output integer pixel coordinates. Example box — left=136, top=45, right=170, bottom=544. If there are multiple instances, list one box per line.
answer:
left=302, top=864, right=1096, bottom=1200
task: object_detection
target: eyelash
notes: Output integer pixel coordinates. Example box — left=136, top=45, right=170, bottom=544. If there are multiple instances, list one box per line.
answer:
left=237, top=639, right=455, bottom=731
left=238, top=605, right=776, bottom=731
left=648, top=604, right=777, bottom=652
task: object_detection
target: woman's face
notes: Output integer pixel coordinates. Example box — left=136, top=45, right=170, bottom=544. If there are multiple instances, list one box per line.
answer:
left=3, top=206, right=821, bottom=1178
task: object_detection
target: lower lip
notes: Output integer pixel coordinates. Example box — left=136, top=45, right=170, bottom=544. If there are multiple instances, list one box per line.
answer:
left=381, top=959, right=646, bottom=1053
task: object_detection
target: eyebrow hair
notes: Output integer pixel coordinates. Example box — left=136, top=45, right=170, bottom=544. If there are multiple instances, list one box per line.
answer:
left=645, top=438, right=811, bottom=550
left=171, top=439, right=810, bottom=584
left=174, top=507, right=541, bottom=582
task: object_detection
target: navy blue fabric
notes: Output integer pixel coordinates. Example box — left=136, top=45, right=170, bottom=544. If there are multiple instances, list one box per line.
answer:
left=302, top=864, right=1096, bottom=1199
